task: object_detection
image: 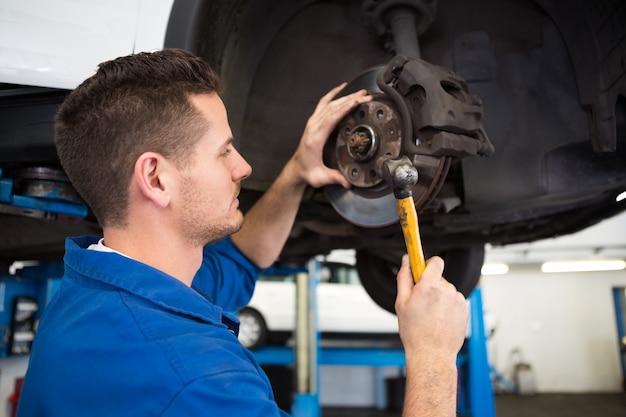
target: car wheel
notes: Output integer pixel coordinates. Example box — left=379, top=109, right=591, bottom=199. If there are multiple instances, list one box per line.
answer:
left=237, top=308, right=268, bottom=350
left=356, top=245, right=485, bottom=314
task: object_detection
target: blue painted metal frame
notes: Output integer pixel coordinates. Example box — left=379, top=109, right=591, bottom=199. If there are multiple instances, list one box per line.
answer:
left=254, top=287, right=496, bottom=416
left=254, top=345, right=406, bottom=367
left=0, top=168, right=88, bottom=218
left=291, top=395, right=320, bottom=417
left=0, top=262, right=63, bottom=358
left=612, top=287, right=626, bottom=389
left=461, top=288, right=496, bottom=417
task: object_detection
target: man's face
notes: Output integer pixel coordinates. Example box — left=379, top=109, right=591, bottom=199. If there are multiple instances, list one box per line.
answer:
left=176, top=93, right=252, bottom=247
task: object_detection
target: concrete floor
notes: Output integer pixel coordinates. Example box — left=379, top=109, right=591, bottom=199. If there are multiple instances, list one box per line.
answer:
left=493, top=394, right=626, bottom=417
left=322, top=393, right=626, bottom=417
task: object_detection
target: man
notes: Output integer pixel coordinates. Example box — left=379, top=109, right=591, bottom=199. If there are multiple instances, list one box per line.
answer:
left=17, top=48, right=468, bottom=417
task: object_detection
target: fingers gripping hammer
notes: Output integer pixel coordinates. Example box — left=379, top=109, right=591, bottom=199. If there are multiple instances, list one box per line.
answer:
left=377, top=155, right=426, bottom=283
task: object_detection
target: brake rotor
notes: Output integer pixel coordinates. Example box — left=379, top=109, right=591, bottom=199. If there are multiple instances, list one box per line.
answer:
left=16, top=167, right=82, bottom=203
left=324, top=67, right=450, bottom=227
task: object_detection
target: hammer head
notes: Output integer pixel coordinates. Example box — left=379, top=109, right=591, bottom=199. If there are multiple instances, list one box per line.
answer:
left=376, top=155, right=418, bottom=199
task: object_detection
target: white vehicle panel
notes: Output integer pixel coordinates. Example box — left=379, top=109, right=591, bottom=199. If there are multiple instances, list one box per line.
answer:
left=246, top=267, right=398, bottom=336
left=0, top=0, right=174, bottom=89
left=317, top=283, right=398, bottom=333
left=247, top=281, right=297, bottom=331
left=134, top=0, right=176, bottom=53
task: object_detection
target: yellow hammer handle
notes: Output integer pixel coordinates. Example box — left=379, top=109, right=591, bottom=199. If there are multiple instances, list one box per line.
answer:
left=396, top=196, right=426, bottom=283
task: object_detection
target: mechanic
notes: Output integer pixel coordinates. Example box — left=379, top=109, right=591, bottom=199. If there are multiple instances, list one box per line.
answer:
left=17, top=48, right=468, bottom=417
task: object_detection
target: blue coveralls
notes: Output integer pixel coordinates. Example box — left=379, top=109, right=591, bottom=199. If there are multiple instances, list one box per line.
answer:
left=17, top=235, right=290, bottom=416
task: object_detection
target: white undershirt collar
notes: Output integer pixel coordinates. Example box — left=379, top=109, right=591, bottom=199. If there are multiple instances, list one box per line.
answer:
left=87, top=238, right=132, bottom=259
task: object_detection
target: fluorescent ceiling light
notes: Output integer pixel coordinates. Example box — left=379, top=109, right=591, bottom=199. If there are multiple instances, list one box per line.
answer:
left=617, top=190, right=626, bottom=202
left=541, top=259, right=626, bottom=273
left=481, top=262, right=509, bottom=275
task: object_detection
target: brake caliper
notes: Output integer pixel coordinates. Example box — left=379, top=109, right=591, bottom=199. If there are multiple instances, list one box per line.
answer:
left=325, top=55, right=493, bottom=227
left=377, top=54, right=494, bottom=159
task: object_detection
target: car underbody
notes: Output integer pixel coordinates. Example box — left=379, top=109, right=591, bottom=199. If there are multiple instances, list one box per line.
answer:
left=1, top=0, right=625, bottom=312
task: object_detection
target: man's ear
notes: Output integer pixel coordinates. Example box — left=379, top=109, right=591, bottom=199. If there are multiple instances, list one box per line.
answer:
left=133, top=152, right=171, bottom=208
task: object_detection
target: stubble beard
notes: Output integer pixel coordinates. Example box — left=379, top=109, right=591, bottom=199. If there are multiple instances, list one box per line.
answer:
left=182, top=203, right=244, bottom=247
left=180, top=178, right=244, bottom=247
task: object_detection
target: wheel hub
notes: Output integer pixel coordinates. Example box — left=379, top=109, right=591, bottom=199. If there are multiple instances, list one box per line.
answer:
left=324, top=55, right=493, bottom=228
left=336, top=98, right=401, bottom=194
left=324, top=67, right=451, bottom=227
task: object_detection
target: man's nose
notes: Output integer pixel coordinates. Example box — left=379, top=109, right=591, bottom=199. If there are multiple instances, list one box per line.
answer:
left=234, top=149, right=252, bottom=181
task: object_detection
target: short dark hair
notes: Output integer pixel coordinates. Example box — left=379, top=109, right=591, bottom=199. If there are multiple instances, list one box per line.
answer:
left=55, top=48, right=223, bottom=227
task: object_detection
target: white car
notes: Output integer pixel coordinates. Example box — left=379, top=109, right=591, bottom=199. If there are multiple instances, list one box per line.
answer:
left=237, top=260, right=399, bottom=350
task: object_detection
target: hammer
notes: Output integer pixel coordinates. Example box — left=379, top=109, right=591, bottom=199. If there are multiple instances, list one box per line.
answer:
left=377, top=155, right=427, bottom=283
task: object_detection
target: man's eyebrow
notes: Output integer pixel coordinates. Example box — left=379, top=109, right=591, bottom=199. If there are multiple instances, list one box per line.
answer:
left=216, top=136, right=234, bottom=152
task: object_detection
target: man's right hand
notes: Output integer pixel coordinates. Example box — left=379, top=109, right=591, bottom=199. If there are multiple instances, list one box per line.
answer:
left=394, top=254, right=469, bottom=417
left=395, top=254, right=469, bottom=358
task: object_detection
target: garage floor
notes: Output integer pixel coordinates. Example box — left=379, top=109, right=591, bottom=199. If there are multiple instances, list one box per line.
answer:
left=322, top=393, right=626, bottom=416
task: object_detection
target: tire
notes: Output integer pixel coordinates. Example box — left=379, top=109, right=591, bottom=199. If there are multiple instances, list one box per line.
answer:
left=237, top=308, right=268, bottom=350
left=356, top=245, right=485, bottom=314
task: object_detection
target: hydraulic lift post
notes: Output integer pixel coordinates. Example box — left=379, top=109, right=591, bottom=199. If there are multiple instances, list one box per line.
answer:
left=291, top=258, right=321, bottom=417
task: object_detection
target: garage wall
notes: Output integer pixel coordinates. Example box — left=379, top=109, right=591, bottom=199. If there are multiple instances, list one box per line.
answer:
left=319, top=366, right=403, bottom=407
left=481, top=269, right=626, bottom=393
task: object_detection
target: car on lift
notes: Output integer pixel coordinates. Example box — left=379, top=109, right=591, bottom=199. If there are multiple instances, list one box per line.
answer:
left=237, top=256, right=399, bottom=350
left=1, top=0, right=625, bottom=314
